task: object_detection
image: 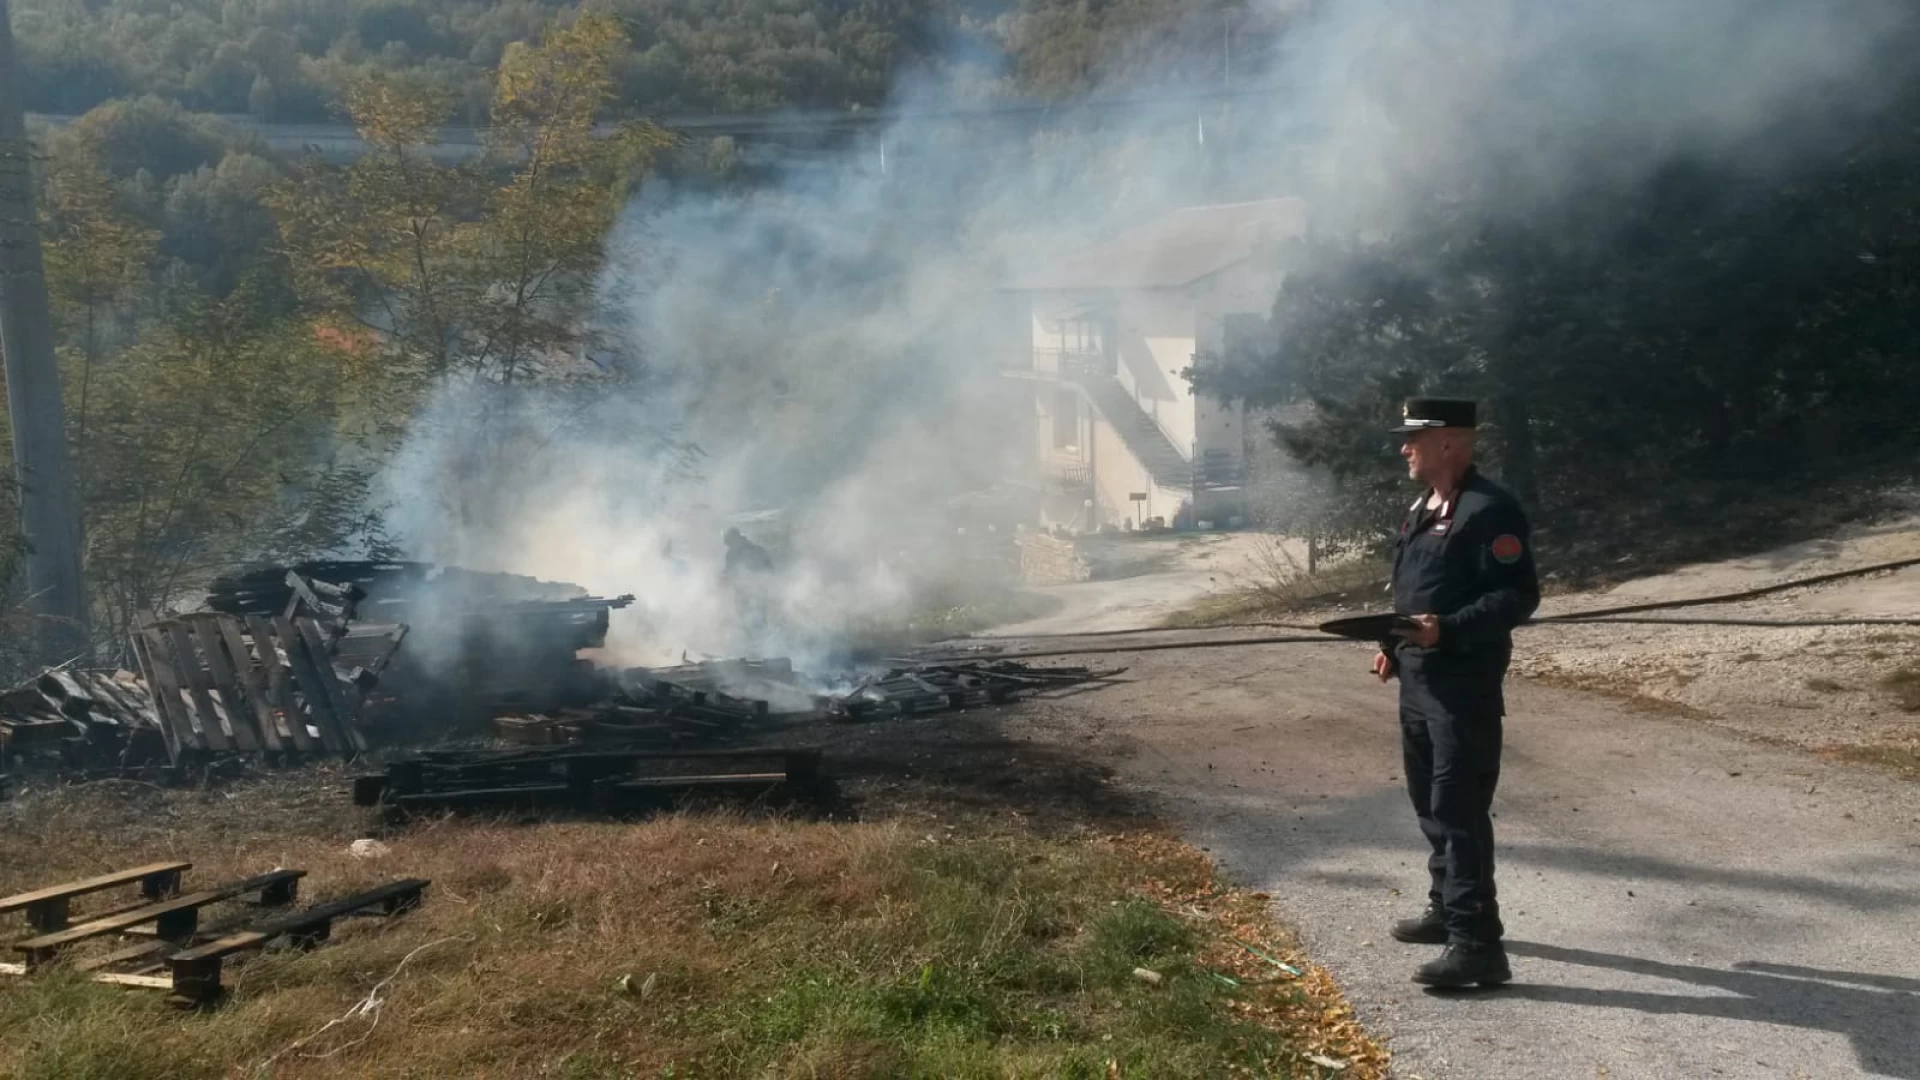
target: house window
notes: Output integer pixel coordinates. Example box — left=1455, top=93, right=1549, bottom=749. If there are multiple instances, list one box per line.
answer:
left=1054, top=315, right=1117, bottom=377
left=1052, top=389, right=1079, bottom=449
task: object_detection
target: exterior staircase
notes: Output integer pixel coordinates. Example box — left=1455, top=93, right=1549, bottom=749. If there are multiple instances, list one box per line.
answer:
left=1078, top=376, right=1193, bottom=489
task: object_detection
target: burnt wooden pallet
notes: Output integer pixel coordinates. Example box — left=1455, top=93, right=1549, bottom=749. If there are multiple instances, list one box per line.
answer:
left=0, top=665, right=174, bottom=766
left=354, top=746, right=829, bottom=815
left=127, top=612, right=385, bottom=763
left=166, top=878, right=429, bottom=1002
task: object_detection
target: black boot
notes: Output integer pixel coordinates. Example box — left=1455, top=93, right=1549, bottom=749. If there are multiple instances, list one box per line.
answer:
left=1389, top=903, right=1448, bottom=945
left=1412, top=943, right=1512, bottom=989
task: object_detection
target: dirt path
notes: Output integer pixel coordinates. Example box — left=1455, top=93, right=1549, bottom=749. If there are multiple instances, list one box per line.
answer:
left=1001, top=639, right=1920, bottom=1080
left=990, top=532, right=1285, bottom=636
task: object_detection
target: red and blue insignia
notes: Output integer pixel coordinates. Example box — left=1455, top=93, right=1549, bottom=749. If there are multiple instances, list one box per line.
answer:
left=1491, top=534, right=1524, bottom=564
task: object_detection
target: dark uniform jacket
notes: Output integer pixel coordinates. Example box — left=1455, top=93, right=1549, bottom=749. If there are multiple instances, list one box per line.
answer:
left=1390, top=467, right=1541, bottom=709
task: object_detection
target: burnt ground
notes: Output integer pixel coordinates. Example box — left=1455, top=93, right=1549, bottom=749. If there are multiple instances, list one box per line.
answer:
left=0, top=694, right=1150, bottom=855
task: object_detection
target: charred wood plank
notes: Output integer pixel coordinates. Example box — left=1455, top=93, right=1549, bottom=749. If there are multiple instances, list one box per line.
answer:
left=162, top=622, right=236, bottom=753
left=166, top=878, right=428, bottom=1002
left=271, top=617, right=345, bottom=754
left=133, top=617, right=198, bottom=760
left=294, top=617, right=367, bottom=751
left=243, top=615, right=314, bottom=753
left=205, top=617, right=282, bottom=755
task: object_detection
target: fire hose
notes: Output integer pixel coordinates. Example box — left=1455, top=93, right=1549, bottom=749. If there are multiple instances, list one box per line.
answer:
left=933, top=555, right=1920, bottom=661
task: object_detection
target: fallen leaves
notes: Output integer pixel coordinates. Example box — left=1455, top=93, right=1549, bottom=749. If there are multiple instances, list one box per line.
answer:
left=1101, top=830, right=1391, bottom=1079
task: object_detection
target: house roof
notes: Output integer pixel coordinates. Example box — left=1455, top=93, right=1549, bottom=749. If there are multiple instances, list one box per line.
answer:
left=1006, top=198, right=1308, bottom=292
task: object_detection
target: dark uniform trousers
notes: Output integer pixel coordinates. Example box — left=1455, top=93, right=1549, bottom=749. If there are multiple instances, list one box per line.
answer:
left=1399, top=655, right=1504, bottom=944
left=1389, top=466, right=1537, bottom=947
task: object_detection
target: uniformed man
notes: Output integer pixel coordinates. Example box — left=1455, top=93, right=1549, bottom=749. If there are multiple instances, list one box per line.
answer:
left=1373, top=397, right=1539, bottom=989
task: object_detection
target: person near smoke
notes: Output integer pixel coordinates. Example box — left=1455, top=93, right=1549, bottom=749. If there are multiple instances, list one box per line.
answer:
left=721, top=526, right=776, bottom=652
left=1372, top=397, right=1539, bottom=989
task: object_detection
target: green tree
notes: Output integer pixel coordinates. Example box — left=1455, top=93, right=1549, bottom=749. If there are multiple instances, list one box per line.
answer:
left=270, top=14, right=671, bottom=526
left=76, top=286, right=388, bottom=635
left=40, top=146, right=159, bottom=484
left=1198, top=78, right=1920, bottom=550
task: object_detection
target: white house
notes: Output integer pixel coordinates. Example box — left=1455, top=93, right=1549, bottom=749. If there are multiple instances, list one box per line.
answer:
left=1002, top=198, right=1305, bottom=530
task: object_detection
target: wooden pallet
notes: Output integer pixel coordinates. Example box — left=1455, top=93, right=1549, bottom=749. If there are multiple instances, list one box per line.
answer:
left=0, top=864, right=428, bottom=1002
left=353, top=746, right=830, bottom=816
left=165, top=878, right=429, bottom=1002
left=127, top=611, right=387, bottom=763
left=6, top=868, right=304, bottom=971
left=0, top=861, right=191, bottom=935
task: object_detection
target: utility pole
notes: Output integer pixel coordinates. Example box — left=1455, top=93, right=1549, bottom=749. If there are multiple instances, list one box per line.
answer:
left=0, top=0, right=90, bottom=664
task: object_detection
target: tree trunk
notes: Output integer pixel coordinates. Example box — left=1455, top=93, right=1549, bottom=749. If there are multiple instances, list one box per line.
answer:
left=0, top=0, right=91, bottom=664
left=1493, top=394, right=1538, bottom=510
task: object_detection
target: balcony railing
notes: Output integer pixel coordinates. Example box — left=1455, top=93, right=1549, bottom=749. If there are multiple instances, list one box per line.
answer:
left=1030, top=347, right=1111, bottom=380
left=1052, top=462, right=1092, bottom=489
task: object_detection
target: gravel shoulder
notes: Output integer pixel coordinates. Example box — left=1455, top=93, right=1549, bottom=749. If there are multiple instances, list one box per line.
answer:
left=1512, top=515, right=1920, bottom=768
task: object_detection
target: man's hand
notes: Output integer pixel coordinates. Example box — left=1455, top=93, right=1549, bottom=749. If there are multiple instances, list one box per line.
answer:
left=1371, top=649, right=1396, bottom=682
left=1394, top=614, right=1441, bottom=648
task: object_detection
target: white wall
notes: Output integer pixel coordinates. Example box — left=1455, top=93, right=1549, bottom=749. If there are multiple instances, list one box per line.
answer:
left=1111, top=289, right=1198, bottom=457
left=1087, top=408, right=1190, bottom=528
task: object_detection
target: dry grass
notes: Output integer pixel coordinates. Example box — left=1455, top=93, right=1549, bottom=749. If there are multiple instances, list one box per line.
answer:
left=1878, top=667, right=1920, bottom=712
left=1162, top=536, right=1389, bottom=629
left=0, top=782, right=1382, bottom=1079
left=1822, top=742, right=1920, bottom=779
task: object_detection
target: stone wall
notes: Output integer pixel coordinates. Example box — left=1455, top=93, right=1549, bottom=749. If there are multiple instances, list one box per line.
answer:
left=1015, top=532, right=1091, bottom=586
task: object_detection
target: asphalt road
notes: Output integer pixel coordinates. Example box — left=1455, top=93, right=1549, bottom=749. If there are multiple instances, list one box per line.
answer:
left=1019, top=637, right=1920, bottom=1079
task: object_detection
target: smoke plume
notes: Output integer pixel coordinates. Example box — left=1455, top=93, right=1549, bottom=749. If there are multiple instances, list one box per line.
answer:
left=376, top=0, right=1913, bottom=671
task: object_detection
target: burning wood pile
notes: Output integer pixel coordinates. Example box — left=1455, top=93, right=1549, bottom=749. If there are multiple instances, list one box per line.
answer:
left=484, top=658, right=1124, bottom=749
left=1, top=554, right=1117, bottom=792
left=834, top=661, right=1123, bottom=720
left=0, top=561, right=633, bottom=770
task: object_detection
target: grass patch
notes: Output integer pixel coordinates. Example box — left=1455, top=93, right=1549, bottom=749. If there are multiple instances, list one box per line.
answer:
left=1821, top=742, right=1920, bottom=779
left=843, top=583, right=1063, bottom=653
left=1879, top=667, right=1920, bottom=712
left=1162, top=544, right=1390, bottom=629
left=0, top=793, right=1383, bottom=1079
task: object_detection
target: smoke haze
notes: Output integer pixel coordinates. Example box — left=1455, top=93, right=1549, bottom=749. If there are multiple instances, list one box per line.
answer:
left=376, top=0, right=1914, bottom=670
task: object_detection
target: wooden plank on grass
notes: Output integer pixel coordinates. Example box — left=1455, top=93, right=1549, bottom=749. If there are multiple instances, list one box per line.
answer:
left=0, top=862, right=191, bottom=933
left=13, top=869, right=306, bottom=967
left=167, top=878, right=429, bottom=1001
left=613, top=772, right=790, bottom=789
left=163, top=622, right=232, bottom=753
left=244, top=616, right=316, bottom=753
left=294, top=617, right=367, bottom=752
left=89, top=972, right=174, bottom=990
left=272, top=617, right=345, bottom=754
left=199, top=616, right=280, bottom=754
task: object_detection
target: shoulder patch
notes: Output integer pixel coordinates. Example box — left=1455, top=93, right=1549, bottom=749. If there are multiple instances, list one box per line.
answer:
left=1491, top=534, right=1524, bottom=564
